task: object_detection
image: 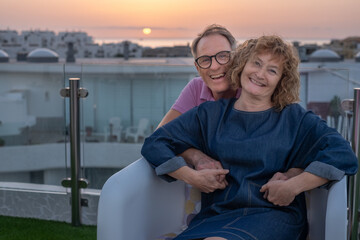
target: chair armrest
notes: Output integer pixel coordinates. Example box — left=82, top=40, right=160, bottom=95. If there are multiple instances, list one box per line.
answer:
left=325, top=176, right=347, bottom=240
left=125, top=127, right=137, bottom=134
left=306, top=176, right=347, bottom=240
left=97, top=157, right=186, bottom=240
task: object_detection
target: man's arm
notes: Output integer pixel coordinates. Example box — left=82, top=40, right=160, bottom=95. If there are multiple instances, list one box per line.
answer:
left=181, top=148, right=222, bottom=170
left=156, top=109, right=182, bottom=129
left=267, top=168, right=304, bottom=181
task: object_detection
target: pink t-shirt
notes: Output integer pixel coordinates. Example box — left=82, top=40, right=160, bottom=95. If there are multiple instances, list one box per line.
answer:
left=172, top=77, right=241, bottom=114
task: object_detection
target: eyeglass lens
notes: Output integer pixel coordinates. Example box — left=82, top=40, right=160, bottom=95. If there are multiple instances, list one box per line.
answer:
left=196, top=51, right=230, bottom=69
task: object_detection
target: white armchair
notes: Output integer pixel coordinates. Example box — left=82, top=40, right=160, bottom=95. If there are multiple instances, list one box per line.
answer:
left=125, top=118, right=149, bottom=143
left=104, top=117, right=123, bottom=142
left=97, top=157, right=348, bottom=240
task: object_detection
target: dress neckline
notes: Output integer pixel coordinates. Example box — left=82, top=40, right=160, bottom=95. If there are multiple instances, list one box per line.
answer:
left=231, top=99, right=274, bottom=114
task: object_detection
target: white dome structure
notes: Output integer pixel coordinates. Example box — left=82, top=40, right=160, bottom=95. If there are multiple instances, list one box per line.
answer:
left=355, top=51, right=360, bottom=62
left=27, top=48, right=59, bottom=63
left=0, top=49, right=9, bottom=62
left=309, top=49, right=341, bottom=62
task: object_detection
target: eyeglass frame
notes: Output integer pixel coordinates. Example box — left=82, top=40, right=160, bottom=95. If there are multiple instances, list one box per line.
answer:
left=195, top=51, right=232, bottom=69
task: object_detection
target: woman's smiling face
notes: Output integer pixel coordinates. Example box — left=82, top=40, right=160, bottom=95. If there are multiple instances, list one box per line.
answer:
left=240, top=52, right=283, bottom=103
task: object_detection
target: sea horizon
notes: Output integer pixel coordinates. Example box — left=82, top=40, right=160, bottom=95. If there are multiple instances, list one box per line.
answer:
left=94, top=37, right=332, bottom=48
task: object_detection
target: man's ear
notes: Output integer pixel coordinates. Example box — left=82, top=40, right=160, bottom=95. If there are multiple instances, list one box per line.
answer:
left=194, top=61, right=200, bottom=72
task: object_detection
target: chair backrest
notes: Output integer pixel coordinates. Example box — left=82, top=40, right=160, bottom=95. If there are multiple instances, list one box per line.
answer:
left=137, top=118, right=149, bottom=134
left=109, top=117, right=121, bottom=130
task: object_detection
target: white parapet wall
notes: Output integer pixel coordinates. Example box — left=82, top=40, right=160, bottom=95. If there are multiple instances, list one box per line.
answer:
left=0, top=142, right=143, bottom=224
left=0, top=142, right=142, bottom=185
left=0, top=182, right=100, bottom=225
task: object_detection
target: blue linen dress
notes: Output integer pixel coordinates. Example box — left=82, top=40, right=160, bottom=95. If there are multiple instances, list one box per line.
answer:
left=141, top=98, right=358, bottom=240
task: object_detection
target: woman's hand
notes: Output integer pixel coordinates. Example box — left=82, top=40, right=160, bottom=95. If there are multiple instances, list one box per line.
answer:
left=260, top=180, right=297, bottom=206
left=260, top=171, right=329, bottom=206
left=260, top=168, right=304, bottom=205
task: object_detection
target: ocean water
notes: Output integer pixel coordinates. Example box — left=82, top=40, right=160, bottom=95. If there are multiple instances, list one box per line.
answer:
left=94, top=37, right=331, bottom=48
left=94, top=38, right=194, bottom=48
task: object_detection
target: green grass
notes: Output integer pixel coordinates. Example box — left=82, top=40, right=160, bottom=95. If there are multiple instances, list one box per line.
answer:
left=0, top=216, right=96, bottom=240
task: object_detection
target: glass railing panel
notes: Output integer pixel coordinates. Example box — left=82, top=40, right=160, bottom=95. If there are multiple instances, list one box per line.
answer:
left=0, top=61, right=67, bottom=186
left=2, top=60, right=355, bottom=190
left=79, top=60, right=196, bottom=189
left=299, top=67, right=354, bottom=140
left=70, top=62, right=358, bottom=190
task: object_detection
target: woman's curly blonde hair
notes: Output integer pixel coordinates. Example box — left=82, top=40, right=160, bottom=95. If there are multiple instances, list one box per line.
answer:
left=228, top=35, right=300, bottom=111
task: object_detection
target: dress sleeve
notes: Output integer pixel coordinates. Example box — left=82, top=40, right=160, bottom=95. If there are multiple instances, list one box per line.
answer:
left=141, top=106, right=205, bottom=182
left=171, top=78, right=200, bottom=114
left=294, top=113, right=358, bottom=181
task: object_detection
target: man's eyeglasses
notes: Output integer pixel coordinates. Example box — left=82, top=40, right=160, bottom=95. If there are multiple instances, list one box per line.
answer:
left=195, top=51, right=231, bottom=69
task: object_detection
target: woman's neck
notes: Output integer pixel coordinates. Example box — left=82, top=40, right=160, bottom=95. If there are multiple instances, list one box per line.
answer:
left=234, top=94, right=273, bottom=112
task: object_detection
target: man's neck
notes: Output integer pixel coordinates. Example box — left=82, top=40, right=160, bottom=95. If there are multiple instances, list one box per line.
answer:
left=213, top=89, right=237, bottom=101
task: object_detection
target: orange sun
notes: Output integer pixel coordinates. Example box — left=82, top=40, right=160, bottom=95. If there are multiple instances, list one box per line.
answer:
left=142, top=28, right=152, bottom=35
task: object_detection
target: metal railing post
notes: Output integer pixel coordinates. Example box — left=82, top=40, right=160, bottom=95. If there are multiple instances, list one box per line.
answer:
left=349, top=88, right=360, bottom=239
left=60, top=77, right=88, bottom=226
left=69, top=78, right=81, bottom=226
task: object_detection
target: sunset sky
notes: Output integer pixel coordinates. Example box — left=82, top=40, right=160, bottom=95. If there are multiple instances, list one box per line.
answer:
left=1, top=0, right=359, bottom=42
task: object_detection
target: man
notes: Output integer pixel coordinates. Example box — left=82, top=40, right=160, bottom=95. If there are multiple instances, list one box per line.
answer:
left=157, top=24, right=240, bottom=179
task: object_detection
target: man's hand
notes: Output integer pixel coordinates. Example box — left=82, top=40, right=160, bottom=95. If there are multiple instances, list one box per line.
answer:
left=181, top=148, right=227, bottom=184
left=169, top=166, right=229, bottom=193
left=188, top=168, right=230, bottom=193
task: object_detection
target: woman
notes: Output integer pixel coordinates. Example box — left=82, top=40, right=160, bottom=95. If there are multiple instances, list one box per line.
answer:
left=158, top=25, right=300, bottom=184
left=141, top=36, right=358, bottom=240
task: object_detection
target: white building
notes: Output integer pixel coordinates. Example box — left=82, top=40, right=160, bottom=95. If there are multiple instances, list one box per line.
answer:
left=300, top=49, right=360, bottom=119
left=0, top=30, right=19, bottom=45
left=0, top=29, right=143, bottom=59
